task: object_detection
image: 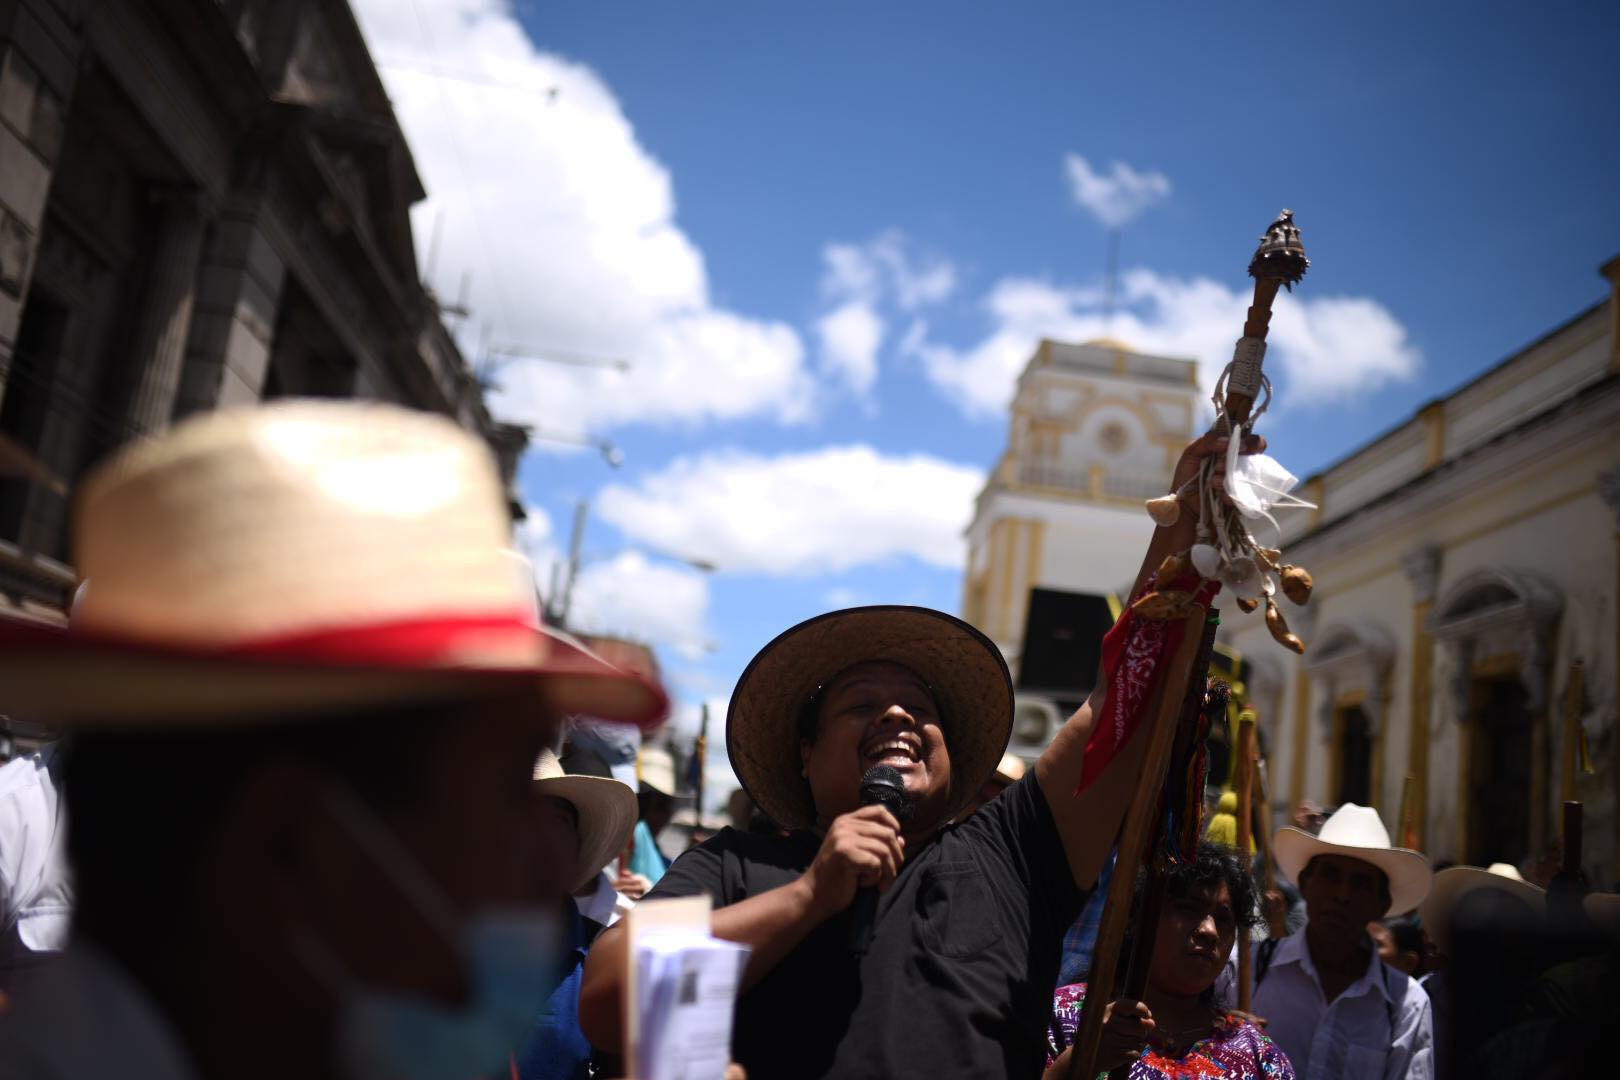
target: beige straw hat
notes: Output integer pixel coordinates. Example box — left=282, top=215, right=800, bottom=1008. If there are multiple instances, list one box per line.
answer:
left=637, top=746, right=678, bottom=798
left=1274, top=803, right=1433, bottom=917
left=994, top=751, right=1028, bottom=787
left=533, top=748, right=638, bottom=892
left=0, top=401, right=666, bottom=728
left=1419, top=863, right=1545, bottom=953
left=726, top=606, right=1012, bottom=831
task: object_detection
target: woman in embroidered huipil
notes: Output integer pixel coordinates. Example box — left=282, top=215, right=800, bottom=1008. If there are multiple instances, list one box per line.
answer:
left=1045, top=844, right=1295, bottom=1080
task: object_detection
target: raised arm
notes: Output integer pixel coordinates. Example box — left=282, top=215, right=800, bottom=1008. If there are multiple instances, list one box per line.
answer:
left=1035, top=431, right=1262, bottom=889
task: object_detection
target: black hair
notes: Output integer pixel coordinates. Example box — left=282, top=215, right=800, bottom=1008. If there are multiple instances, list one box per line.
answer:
left=796, top=686, right=827, bottom=744
left=1385, top=913, right=1424, bottom=955
left=1159, top=842, right=1265, bottom=931
left=61, top=701, right=458, bottom=986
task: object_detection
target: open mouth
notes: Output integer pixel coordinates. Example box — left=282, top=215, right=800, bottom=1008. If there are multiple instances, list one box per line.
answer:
left=861, top=731, right=922, bottom=768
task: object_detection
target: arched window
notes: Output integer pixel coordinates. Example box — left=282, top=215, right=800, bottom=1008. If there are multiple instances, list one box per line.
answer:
left=1304, top=620, right=1395, bottom=809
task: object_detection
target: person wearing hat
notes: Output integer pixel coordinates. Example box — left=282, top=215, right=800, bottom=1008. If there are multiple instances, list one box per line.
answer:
left=0, top=401, right=666, bottom=1080
left=1242, top=803, right=1436, bottom=1080
left=1417, top=863, right=1544, bottom=1079
left=580, top=431, right=1267, bottom=1078
left=513, top=750, right=639, bottom=1080
left=624, top=745, right=679, bottom=890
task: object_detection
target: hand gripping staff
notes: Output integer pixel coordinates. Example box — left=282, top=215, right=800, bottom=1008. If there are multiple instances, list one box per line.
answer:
left=1065, top=213, right=1312, bottom=1080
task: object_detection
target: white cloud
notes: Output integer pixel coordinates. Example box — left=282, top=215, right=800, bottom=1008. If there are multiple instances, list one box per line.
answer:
left=821, top=231, right=956, bottom=311
left=816, top=300, right=884, bottom=396
left=515, top=507, right=713, bottom=661
left=594, top=446, right=986, bottom=575
left=1063, top=153, right=1172, bottom=229
left=570, top=551, right=713, bottom=662
left=809, top=232, right=956, bottom=401
left=912, top=269, right=1421, bottom=418
left=351, top=0, right=812, bottom=437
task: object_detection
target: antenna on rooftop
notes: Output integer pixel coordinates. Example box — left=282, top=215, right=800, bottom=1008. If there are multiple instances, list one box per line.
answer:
left=1103, top=227, right=1121, bottom=331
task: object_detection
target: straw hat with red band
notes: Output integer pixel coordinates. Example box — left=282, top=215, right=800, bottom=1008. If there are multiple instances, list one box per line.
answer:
left=0, top=400, right=667, bottom=728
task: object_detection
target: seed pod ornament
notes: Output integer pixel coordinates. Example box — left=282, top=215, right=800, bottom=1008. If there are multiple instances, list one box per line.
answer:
left=1265, top=598, right=1306, bottom=654
left=1281, top=565, right=1314, bottom=606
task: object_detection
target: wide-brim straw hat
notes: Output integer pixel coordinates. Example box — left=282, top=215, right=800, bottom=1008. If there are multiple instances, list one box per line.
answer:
left=727, top=606, right=1012, bottom=832
left=534, top=749, right=637, bottom=892
left=1275, top=802, right=1433, bottom=917
left=0, top=401, right=667, bottom=728
left=1419, top=863, right=1545, bottom=953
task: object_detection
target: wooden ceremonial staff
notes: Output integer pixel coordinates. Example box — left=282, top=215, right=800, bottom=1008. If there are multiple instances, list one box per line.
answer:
left=1066, top=212, right=1307, bottom=1080
left=1234, top=710, right=1257, bottom=1014
left=1063, top=611, right=1217, bottom=1080
left=1252, top=750, right=1285, bottom=941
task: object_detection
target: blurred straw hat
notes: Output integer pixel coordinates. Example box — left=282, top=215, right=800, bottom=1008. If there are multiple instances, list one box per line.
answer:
left=533, top=748, right=637, bottom=891
left=1419, top=863, right=1545, bottom=953
left=1275, top=803, right=1433, bottom=916
left=638, top=746, right=678, bottom=798
left=0, top=401, right=666, bottom=728
left=727, top=606, right=1012, bottom=831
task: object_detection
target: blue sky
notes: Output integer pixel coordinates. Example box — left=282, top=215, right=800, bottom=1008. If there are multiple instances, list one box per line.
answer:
left=354, top=1, right=1619, bottom=798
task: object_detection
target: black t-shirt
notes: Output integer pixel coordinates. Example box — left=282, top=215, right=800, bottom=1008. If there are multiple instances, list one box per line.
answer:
left=645, top=775, right=1088, bottom=1078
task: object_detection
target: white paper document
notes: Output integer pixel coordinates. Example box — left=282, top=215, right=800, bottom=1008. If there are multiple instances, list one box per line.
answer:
left=633, top=927, right=750, bottom=1080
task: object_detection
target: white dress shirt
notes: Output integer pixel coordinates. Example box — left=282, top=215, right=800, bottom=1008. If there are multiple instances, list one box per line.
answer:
left=577, top=867, right=635, bottom=929
left=1249, top=928, right=1433, bottom=1080
left=0, top=744, right=73, bottom=985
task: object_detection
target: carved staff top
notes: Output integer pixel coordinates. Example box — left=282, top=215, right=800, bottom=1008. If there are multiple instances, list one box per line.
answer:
left=1138, top=211, right=1317, bottom=655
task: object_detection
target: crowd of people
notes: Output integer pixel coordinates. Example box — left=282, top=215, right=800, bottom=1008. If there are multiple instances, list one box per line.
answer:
left=0, top=399, right=1615, bottom=1079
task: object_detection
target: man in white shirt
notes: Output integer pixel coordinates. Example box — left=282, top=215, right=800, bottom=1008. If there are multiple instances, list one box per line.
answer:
left=1244, top=803, right=1435, bottom=1080
left=0, top=742, right=72, bottom=990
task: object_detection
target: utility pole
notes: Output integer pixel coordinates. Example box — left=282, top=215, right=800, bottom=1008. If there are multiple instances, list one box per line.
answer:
left=558, top=497, right=588, bottom=627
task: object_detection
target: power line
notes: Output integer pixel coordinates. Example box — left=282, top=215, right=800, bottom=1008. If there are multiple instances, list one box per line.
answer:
left=404, top=0, right=519, bottom=343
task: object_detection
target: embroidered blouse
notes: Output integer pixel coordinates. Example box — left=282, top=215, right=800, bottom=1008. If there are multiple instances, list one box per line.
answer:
left=1047, top=982, right=1296, bottom=1080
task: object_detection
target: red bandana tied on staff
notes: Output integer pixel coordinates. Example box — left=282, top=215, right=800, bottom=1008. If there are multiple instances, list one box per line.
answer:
left=1076, top=574, right=1221, bottom=794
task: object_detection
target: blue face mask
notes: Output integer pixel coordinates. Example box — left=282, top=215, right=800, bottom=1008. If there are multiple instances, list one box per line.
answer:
left=297, top=788, right=563, bottom=1080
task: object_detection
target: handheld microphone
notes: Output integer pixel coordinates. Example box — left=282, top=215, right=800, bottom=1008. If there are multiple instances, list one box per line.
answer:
left=849, top=764, right=913, bottom=954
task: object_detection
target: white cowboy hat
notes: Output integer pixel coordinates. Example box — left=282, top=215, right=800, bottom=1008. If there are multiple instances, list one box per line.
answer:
left=1274, top=802, right=1433, bottom=917
left=0, top=401, right=667, bottom=728
left=637, top=746, right=678, bottom=798
left=533, top=749, right=638, bottom=892
left=1419, top=863, right=1545, bottom=954
left=726, top=606, right=1012, bottom=831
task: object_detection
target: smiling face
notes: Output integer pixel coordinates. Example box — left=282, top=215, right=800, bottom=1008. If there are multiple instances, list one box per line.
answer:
left=1149, top=880, right=1238, bottom=997
left=799, top=660, right=953, bottom=833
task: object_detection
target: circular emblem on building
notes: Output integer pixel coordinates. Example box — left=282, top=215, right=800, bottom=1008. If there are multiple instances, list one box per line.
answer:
left=1098, top=420, right=1130, bottom=454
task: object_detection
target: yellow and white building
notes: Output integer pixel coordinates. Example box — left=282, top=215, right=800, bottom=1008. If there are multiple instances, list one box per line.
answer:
left=1224, top=256, right=1620, bottom=883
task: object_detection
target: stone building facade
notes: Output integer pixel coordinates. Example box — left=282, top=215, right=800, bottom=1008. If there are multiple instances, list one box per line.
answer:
left=0, top=0, right=525, bottom=623
left=1224, top=256, right=1620, bottom=885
